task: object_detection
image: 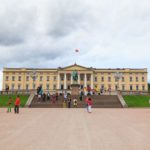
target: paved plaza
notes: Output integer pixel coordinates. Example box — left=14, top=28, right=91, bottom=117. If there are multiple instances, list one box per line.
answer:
left=0, top=108, right=150, bottom=150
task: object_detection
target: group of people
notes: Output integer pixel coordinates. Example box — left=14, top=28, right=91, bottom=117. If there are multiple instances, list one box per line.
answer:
left=100, top=87, right=111, bottom=95
left=63, top=94, right=78, bottom=108
left=36, top=85, right=93, bottom=113
left=63, top=93, right=93, bottom=113
left=83, top=86, right=112, bottom=96
left=7, top=95, right=21, bottom=114
left=36, top=85, right=59, bottom=103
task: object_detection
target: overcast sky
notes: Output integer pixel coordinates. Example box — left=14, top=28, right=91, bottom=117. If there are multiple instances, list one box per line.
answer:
left=0, top=0, right=150, bottom=89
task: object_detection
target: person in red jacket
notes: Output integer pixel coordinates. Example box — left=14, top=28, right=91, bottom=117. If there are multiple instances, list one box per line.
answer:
left=14, top=95, right=21, bottom=114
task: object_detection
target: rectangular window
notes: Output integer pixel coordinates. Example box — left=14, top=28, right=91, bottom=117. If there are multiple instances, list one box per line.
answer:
left=26, top=84, right=29, bottom=90
left=122, top=85, right=125, bottom=91
left=33, top=84, right=36, bottom=89
left=136, top=85, right=139, bottom=91
left=67, top=76, right=70, bottom=81
left=136, top=77, right=138, bottom=82
left=6, top=76, right=9, bottom=81
left=40, top=76, right=43, bottom=81
left=94, top=77, right=97, bottom=82
left=18, top=84, right=21, bottom=90
left=11, top=84, right=15, bottom=90
left=18, top=76, right=21, bottom=81
left=108, top=77, right=111, bottom=82
left=87, top=76, right=90, bottom=81
left=5, top=84, right=8, bottom=89
left=12, top=76, right=15, bottom=81
left=54, top=76, right=56, bottom=81
left=130, top=85, right=133, bottom=91
left=60, top=84, right=64, bottom=90
left=80, top=76, right=84, bottom=81
left=67, top=85, right=71, bottom=90
left=101, top=77, right=104, bottom=82
left=130, top=77, right=132, bottom=82
left=142, top=77, right=145, bottom=82
left=122, top=77, right=125, bottom=82
left=108, top=84, right=111, bottom=88
left=61, top=76, right=64, bottom=81
left=142, top=85, right=145, bottom=91
left=26, top=76, right=29, bottom=81
left=47, top=76, right=49, bottom=81
left=115, top=85, right=118, bottom=90
left=33, top=77, right=36, bottom=81
left=53, top=84, right=56, bottom=90
left=46, top=84, right=49, bottom=90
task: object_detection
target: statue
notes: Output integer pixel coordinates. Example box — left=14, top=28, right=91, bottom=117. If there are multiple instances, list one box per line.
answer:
left=72, top=70, right=78, bottom=83
left=71, top=70, right=79, bottom=95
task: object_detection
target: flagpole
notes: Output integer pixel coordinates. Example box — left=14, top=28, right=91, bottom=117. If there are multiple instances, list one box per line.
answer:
left=75, top=49, right=79, bottom=64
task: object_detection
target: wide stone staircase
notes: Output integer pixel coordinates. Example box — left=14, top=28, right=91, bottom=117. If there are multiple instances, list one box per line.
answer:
left=30, top=95, right=122, bottom=108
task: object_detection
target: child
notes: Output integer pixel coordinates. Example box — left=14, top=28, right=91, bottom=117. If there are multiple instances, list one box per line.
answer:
left=63, top=100, right=67, bottom=108
left=73, top=98, right=78, bottom=108
left=7, top=97, right=12, bottom=113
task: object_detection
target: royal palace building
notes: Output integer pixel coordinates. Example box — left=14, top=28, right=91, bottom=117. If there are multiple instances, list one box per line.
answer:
left=2, top=64, right=148, bottom=92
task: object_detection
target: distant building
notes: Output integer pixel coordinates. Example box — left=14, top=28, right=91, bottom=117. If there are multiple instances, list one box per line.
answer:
left=2, top=64, right=148, bottom=92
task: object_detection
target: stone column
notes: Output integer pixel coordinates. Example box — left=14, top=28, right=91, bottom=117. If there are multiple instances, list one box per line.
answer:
left=64, top=73, right=67, bottom=89
left=84, top=73, right=87, bottom=87
left=91, top=74, right=94, bottom=89
left=57, top=73, right=60, bottom=89
left=78, top=73, right=80, bottom=84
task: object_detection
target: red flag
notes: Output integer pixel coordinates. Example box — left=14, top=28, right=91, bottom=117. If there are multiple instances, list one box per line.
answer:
left=75, top=49, right=79, bottom=52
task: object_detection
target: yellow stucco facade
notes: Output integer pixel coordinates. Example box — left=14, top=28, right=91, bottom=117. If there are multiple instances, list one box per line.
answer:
left=2, top=64, right=148, bottom=92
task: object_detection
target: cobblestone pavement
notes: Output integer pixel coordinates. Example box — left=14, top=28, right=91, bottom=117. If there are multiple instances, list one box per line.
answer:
left=0, top=108, right=150, bottom=150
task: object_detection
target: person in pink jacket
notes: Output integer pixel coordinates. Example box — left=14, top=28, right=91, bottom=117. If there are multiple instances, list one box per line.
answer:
left=87, top=97, right=92, bottom=113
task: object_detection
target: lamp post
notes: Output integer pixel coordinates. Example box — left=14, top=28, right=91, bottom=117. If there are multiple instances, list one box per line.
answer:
left=30, top=71, right=38, bottom=91
left=114, top=72, right=123, bottom=91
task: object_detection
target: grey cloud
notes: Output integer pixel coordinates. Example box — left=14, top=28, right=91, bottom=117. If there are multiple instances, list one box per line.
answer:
left=0, top=1, right=37, bottom=46
left=0, top=35, right=23, bottom=46
left=46, top=0, right=93, bottom=38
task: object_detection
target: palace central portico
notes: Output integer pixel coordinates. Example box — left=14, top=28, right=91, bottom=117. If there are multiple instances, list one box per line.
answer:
left=3, top=64, right=148, bottom=92
left=57, top=65, right=94, bottom=90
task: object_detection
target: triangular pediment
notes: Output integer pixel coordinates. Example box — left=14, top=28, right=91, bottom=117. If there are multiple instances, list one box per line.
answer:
left=61, top=64, right=90, bottom=71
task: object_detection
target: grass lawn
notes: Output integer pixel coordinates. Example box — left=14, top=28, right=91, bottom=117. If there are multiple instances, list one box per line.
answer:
left=0, top=95, right=29, bottom=107
left=123, top=95, right=150, bottom=107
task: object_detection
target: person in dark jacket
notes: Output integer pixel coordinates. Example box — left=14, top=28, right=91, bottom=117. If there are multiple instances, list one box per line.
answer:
left=68, top=97, right=72, bottom=108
